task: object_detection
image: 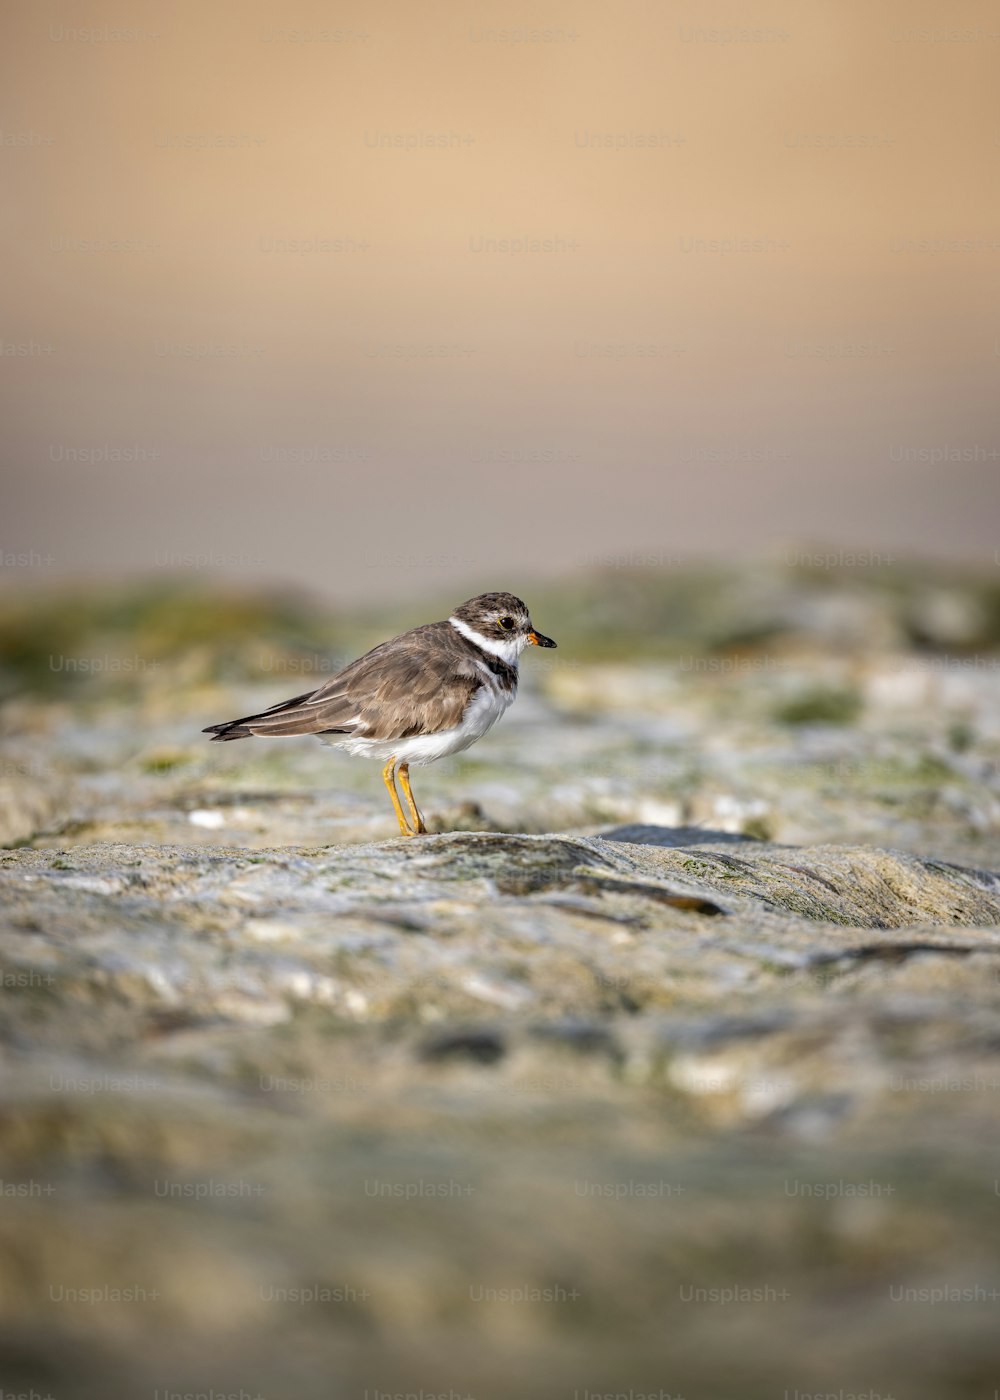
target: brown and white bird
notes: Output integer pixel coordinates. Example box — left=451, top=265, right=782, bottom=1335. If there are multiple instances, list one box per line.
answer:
left=203, top=592, right=556, bottom=836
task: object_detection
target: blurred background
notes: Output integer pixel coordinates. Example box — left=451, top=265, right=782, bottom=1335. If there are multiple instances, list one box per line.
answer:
left=3, top=0, right=1000, bottom=601
left=4, top=3, right=1000, bottom=1399
left=3, top=0, right=1000, bottom=854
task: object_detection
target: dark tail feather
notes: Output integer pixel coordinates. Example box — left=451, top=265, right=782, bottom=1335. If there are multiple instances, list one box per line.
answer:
left=202, top=721, right=253, bottom=742
left=202, top=689, right=317, bottom=742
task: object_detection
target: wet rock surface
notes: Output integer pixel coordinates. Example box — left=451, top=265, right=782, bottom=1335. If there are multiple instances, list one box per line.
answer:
left=2, top=571, right=1000, bottom=1397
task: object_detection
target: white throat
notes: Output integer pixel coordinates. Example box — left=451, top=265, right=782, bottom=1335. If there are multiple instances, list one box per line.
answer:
left=449, top=615, right=524, bottom=666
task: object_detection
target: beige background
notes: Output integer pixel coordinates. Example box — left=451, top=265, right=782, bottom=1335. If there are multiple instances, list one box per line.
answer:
left=3, top=0, right=999, bottom=600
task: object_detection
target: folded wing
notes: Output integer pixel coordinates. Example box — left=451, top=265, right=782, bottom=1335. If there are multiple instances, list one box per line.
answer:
left=203, top=622, right=482, bottom=743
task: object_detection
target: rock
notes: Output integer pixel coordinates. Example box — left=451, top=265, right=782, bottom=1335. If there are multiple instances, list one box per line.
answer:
left=1, top=829, right=1000, bottom=1397
left=3, top=568, right=1000, bottom=1397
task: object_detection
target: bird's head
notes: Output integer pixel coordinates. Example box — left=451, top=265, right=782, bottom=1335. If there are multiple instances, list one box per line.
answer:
left=449, top=591, right=557, bottom=660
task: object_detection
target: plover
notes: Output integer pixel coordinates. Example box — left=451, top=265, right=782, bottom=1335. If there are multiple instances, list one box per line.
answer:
left=203, top=592, right=556, bottom=836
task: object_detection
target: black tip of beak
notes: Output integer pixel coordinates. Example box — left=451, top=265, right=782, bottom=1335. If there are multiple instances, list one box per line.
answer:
left=531, top=630, right=557, bottom=649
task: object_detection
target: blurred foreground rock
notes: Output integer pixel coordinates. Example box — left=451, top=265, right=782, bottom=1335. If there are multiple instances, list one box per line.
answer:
left=2, top=830, right=1000, bottom=1398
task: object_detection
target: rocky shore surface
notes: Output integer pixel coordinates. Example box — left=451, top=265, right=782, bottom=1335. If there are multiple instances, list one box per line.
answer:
left=2, top=564, right=1000, bottom=1397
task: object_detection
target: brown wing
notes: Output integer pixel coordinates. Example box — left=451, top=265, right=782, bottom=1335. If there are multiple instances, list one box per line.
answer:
left=204, top=621, right=483, bottom=742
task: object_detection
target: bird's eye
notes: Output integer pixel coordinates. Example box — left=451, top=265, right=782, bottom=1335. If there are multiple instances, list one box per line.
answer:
left=498, top=616, right=515, bottom=631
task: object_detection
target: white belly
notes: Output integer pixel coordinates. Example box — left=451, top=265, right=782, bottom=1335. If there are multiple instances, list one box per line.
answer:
left=322, top=681, right=514, bottom=766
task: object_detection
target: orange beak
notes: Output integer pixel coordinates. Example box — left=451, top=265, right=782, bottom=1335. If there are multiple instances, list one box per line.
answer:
left=526, top=628, right=557, bottom=648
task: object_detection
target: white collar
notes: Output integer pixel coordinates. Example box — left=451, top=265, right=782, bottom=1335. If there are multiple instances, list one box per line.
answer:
left=448, top=615, right=523, bottom=665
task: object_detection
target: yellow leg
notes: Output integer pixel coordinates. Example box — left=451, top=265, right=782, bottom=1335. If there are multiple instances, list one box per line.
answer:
left=397, top=763, right=428, bottom=835
left=382, top=757, right=412, bottom=836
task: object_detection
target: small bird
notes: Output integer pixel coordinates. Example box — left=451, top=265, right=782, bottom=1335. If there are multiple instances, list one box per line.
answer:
left=203, top=592, right=556, bottom=836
